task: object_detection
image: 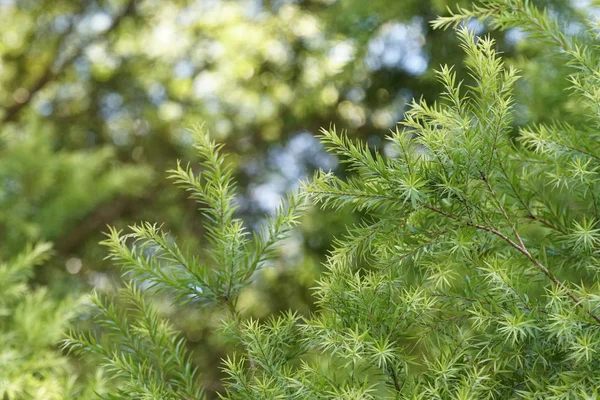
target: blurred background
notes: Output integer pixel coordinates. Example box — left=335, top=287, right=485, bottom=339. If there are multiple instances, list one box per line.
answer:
left=0, top=0, right=589, bottom=395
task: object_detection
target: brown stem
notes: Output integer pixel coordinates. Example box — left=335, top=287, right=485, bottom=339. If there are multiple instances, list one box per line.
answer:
left=480, top=171, right=525, bottom=249
left=387, top=365, right=402, bottom=394
left=496, top=157, right=566, bottom=234
left=423, top=204, right=600, bottom=325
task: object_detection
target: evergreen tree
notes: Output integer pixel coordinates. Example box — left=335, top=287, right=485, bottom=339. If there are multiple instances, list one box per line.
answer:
left=67, top=1, right=600, bottom=398
left=0, top=127, right=151, bottom=255
left=0, top=243, right=106, bottom=399
left=0, top=117, right=150, bottom=397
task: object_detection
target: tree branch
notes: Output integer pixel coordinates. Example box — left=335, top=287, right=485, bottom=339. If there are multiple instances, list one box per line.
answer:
left=422, top=204, right=600, bottom=325
left=2, top=0, right=137, bottom=124
left=480, top=170, right=526, bottom=249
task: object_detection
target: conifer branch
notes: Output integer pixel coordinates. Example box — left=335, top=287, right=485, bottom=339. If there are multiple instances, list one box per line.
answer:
left=423, top=204, right=600, bottom=325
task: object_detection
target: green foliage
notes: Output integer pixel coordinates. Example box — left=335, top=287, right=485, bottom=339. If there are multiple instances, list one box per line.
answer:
left=0, top=243, right=105, bottom=399
left=2, top=0, right=580, bottom=391
left=0, top=127, right=152, bottom=253
left=0, top=125, right=150, bottom=397
left=64, top=130, right=308, bottom=398
left=68, top=1, right=600, bottom=399
left=65, top=283, right=202, bottom=400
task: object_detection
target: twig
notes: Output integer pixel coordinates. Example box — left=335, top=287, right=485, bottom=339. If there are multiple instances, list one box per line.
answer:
left=480, top=170, right=525, bottom=249
left=422, top=204, right=600, bottom=325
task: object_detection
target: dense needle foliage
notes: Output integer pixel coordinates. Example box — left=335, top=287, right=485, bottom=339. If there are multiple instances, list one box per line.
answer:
left=65, top=1, right=600, bottom=399
left=0, top=243, right=106, bottom=399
